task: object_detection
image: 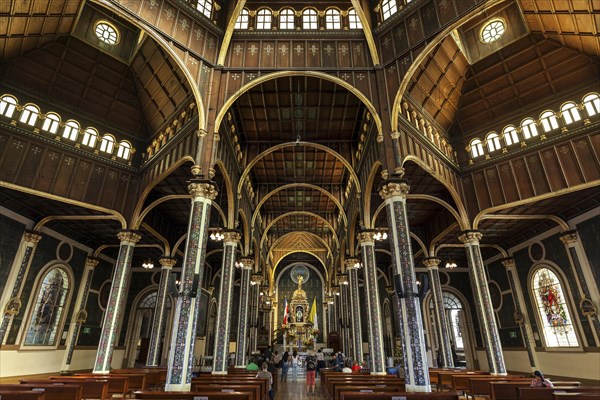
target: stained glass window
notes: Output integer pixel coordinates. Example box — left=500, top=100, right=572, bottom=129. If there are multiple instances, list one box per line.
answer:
left=24, top=267, right=70, bottom=346
left=532, top=267, right=579, bottom=347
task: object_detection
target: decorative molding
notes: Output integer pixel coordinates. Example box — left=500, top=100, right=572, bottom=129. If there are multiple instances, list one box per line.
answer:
left=458, top=230, right=483, bottom=245
left=379, top=181, right=409, bottom=200
left=188, top=181, right=218, bottom=200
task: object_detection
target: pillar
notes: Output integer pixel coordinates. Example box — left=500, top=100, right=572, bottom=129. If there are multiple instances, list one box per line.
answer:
left=212, top=230, right=241, bottom=374
left=61, top=257, right=99, bottom=371
left=165, top=181, right=217, bottom=390
left=0, top=230, right=42, bottom=344
left=345, top=258, right=364, bottom=364
left=560, top=231, right=600, bottom=341
left=94, top=230, right=142, bottom=373
left=502, top=258, right=538, bottom=370
left=423, top=257, right=454, bottom=368
left=235, top=257, right=254, bottom=367
left=337, top=274, right=351, bottom=356
left=146, top=257, right=176, bottom=367
left=357, top=231, right=386, bottom=375
left=248, top=273, right=262, bottom=354
left=380, top=180, right=430, bottom=390
left=459, top=230, right=506, bottom=375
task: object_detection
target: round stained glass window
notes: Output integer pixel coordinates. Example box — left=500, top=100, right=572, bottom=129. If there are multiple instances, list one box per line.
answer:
left=481, top=19, right=505, bottom=44
left=95, top=21, right=119, bottom=45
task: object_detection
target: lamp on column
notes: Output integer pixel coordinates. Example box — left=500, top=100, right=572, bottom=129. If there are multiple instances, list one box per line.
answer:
left=373, top=228, right=388, bottom=241
left=209, top=228, right=225, bottom=241
left=250, top=271, right=263, bottom=286
left=235, top=256, right=254, bottom=269
left=445, top=259, right=457, bottom=269
left=336, top=274, right=349, bottom=286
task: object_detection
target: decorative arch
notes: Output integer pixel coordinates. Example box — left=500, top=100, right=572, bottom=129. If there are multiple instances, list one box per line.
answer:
left=238, top=208, right=249, bottom=255
left=260, top=211, right=339, bottom=248
left=215, top=160, right=234, bottom=228
left=363, top=161, right=383, bottom=229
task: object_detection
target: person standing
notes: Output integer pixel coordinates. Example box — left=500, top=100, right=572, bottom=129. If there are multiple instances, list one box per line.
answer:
left=281, top=351, right=290, bottom=382
left=306, top=355, right=317, bottom=395
left=256, top=362, right=274, bottom=400
left=316, top=348, right=325, bottom=376
left=291, top=350, right=300, bottom=381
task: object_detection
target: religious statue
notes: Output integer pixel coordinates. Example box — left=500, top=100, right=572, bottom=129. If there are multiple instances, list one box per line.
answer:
left=296, top=305, right=304, bottom=323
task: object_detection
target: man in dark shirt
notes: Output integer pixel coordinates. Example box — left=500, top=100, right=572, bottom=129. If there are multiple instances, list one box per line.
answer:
left=306, top=356, right=317, bottom=395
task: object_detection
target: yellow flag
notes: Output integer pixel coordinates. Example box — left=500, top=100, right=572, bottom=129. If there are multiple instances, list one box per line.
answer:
left=308, top=297, right=318, bottom=330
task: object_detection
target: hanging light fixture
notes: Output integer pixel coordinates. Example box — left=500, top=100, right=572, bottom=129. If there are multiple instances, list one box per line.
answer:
left=373, top=228, right=388, bottom=241
left=142, top=259, right=154, bottom=269
left=446, top=259, right=457, bottom=269
left=209, top=228, right=225, bottom=241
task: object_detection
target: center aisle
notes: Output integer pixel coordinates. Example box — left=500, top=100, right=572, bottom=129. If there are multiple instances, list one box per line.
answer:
left=275, top=375, right=325, bottom=399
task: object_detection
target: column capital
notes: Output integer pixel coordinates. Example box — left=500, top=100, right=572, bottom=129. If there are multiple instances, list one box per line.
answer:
left=336, top=273, right=349, bottom=285
left=85, top=257, right=100, bottom=270
left=559, top=230, right=578, bottom=245
left=344, top=256, right=360, bottom=270
left=458, top=230, right=482, bottom=244
left=501, top=257, right=516, bottom=269
left=422, top=257, right=441, bottom=269
left=159, top=257, right=177, bottom=270
left=188, top=180, right=218, bottom=200
left=390, top=131, right=401, bottom=139
left=237, top=257, right=254, bottom=270
left=23, top=230, right=42, bottom=244
left=357, top=230, right=377, bottom=244
left=117, top=230, right=142, bottom=244
left=379, top=180, right=410, bottom=200
left=222, top=230, right=241, bottom=244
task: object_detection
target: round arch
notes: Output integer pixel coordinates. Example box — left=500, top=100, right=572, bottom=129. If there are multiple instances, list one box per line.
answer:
left=363, top=161, right=383, bottom=229
left=271, top=250, right=329, bottom=286
left=215, top=160, right=235, bottom=229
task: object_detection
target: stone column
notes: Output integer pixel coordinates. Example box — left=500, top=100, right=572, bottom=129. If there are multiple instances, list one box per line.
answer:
left=212, top=230, right=241, bottom=374
left=146, top=257, right=176, bottom=367
left=345, top=258, right=364, bottom=364
left=502, top=258, right=538, bottom=370
left=459, top=230, right=506, bottom=375
left=94, top=230, right=142, bottom=374
left=0, top=230, right=42, bottom=344
left=560, top=231, right=600, bottom=341
left=165, top=181, right=217, bottom=391
left=357, top=231, right=386, bottom=375
left=61, top=257, right=99, bottom=371
left=248, top=273, right=262, bottom=354
left=235, top=257, right=254, bottom=367
left=337, top=274, right=351, bottom=356
left=380, top=180, right=430, bottom=390
left=423, top=257, right=454, bottom=368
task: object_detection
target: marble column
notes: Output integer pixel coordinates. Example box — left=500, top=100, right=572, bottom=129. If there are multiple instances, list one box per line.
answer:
left=502, top=258, right=538, bottom=370
left=560, top=231, right=600, bottom=341
left=146, top=257, right=176, bottom=367
left=345, top=258, right=364, bottom=364
left=337, top=274, right=351, bottom=356
left=380, top=180, right=430, bottom=390
left=61, top=257, right=99, bottom=371
left=212, top=230, right=241, bottom=374
left=248, top=273, right=262, bottom=354
left=165, top=181, right=217, bottom=390
left=459, top=230, right=506, bottom=375
left=94, top=230, right=142, bottom=374
left=235, top=257, right=254, bottom=367
left=423, top=257, right=454, bottom=368
left=0, top=230, right=42, bottom=344
left=357, top=231, right=386, bottom=375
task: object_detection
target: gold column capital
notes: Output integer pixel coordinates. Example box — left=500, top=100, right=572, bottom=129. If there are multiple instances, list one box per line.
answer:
left=85, top=257, right=100, bottom=270
left=222, top=230, right=241, bottom=244
left=159, top=257, right=177, bottom=270
left=390, top=131, right=401, bottom=139
left=237, top=257, right=254, bottom=270
left=188, top=180, right=218, bottom=200
left=559, top=230, right=578, bottom=245
left=357, top=230, right=376, bottom=244
left=117, top=230, right=142, bottom=244
left=501, top=257, right=516, bottom=269
left=344, top=256, right=360, bottom=270
left=23, top=230, right=42, bottom=244
left=379, top=180, right=410, bottom=200
left=336, top=273, right=349, bottom=285
left=423, top=257, right=441, bottom=269
left=458, top=230, right=483, bottom=244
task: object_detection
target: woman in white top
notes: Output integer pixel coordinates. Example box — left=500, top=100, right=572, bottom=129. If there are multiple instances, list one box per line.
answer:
left=291, top=350, right=299, bottom=381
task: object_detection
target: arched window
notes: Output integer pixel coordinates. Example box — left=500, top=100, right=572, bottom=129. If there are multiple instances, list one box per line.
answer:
left=381, top=0, right=398, bottom=20
left=196, top=0, right=213, bottom=18
left=256, top=9, right=272, bottom=30
left=521, top=118, right=538, bottom=139
left=325, top=9, right=341, bottom=30
left=485, top=132, right=501, bottom=152
left=116, top=141, right=132, bottom=159
left=502, top=125, right=519, bottom=146
left=469, top=138, right=484, bottom=158
left=99, top=134, right=115, bottom=153
left=302, top=9, right=318, bottom=30
left=582, top=93, right=600, bottom=117
left=531, top=267, right=579, bottom=347
left=279, top=8, right=295, bottom=30
left=234, top=8, right=249, bottom=30
left=62, top=120, right=80, bottom=141
left=348, top=8, right=363, bottom=29
left=81, top=128, right=98, bottom=148
left=561, top=102, right=581, bottom=125
left=430, top=292, right=464, bottom=350
left=540, top=111, right=559, bottom=133
left=41, top=113, right=61, bottom=134
left=19, top=104, right=40, bottom=126
left=23, top=267, right=70, bottom=346
left=0, top=95, right=18, bottom=118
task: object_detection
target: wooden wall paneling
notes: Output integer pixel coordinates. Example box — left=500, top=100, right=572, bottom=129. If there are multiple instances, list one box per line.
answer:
left=173, top=11, right=191, bottom=45
left=98, top=168, right=119, bottom=208
left=352, top=41, right=369, bottom=67
left=497, top=163, right=520, bottom=203
left=511, top=158, right=535, bottom=199
left=573, top=136, right=600, bottom=182
left=245, top=41, right=260, bottom=67
left=15, top=143, right=44, bottom=188
left=484, top=167, right=506, bottom=207
left=52, top=155, right=77, bottom=197
left=276, top=40, right=291, bottom=68
left=262, top=41, right=276, bottom=67
left=68, top=160, right=92, bottom=202
left=455, top=0, right=477, bottom=15
left=526, top=153, right=551, bottom=195
left=540, top=148, right=568, bottom=191
left=406, top=12, right=425, bottom=47
left=34, top=150, right=62, bottom=193
left=435, top=0, right=458, bottom=26
left=115, top=173, right=137, bottom=219
left=229, top=42, right=244, bottom=67
left=385, top=63, right=401, bottom=114
left=306, top=42, right=321, bottom=68
left=0, top=137, right=26, bottom=183
left=461, top=175, right=481, bottom=220
left=83, top=165, right=105, bottom=205
left=291, top=41, right=304, bottom=67
left=554, top=143, right=584, bottom=186
left=421, top=2, right=440, bottom=37
left=337, top=41, right=351, bottom=67
left=203, top=32, right=218, bottom=62
left=137, top=0, right=160, bottom=27
left=352, top=71, right=373, bottom=104
left=473, top=171, right=492, bottom=211
left=322, top=41, right=337, bottom=68
left=379, top=31, right=395, bottom=64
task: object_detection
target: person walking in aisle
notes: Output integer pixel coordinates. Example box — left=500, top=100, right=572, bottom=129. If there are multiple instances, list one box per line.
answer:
left=280, top=351, right=290, bottom=382
left=305, top=354, right=317, bottom=395
left=291, top=350, right=300, bottom=381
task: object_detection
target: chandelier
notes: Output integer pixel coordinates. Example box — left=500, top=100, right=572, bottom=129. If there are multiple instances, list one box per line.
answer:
left=209, top=228, right=224, bottom=241
left=142, top=259, right=154, bottom=269
left=445, top=259, right=457, bottom=269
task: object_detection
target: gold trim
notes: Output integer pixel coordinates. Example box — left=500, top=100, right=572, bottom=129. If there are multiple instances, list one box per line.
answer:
left=350, top=0, right=380, bottom=65
left=271, top=249, right=328, bottom=284
left=171, top=233, right=188, bottom=257
left=4, top=297, right=21, bottom=316
left=215, top=160, right=235, bottom=229
left=141, top=222, right=170, bottom=255
left=135, top=194, right=191, bottom=229
left=238, top=208, right=249, bottom=255
left=474, top=214, right=570, bottom=232
left=217, top=0, right=247, bottom=65
left=422, top=257, right=441, bottom=269
left=363, top=161, right=383, bottom=229
left=34, top=214, right=122, bottom=232
left=251, top=183, right=348, bottom=229
left=0, top=181, right=127, bottom=229
left=270, top=231, right=333, bottom=259
left=260, top=211, right=339, bottom=248
left=214, top=70, right=382, bottom=137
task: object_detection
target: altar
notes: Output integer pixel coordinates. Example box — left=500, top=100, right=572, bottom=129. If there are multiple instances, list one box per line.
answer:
left=282, top=275, right=318, bottom=352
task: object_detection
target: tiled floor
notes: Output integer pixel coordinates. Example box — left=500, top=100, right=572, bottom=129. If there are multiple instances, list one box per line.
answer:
left=275, top=376, right=325, bottom=399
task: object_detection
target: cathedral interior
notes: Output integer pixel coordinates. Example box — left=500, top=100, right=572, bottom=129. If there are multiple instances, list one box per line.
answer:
left=0, top=0, right=599, bottom=393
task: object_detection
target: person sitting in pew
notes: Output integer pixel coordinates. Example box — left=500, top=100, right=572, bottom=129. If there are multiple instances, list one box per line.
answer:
left=530, top=370, right=554, bottom=388
left=256, top=362, right=274, bottom=400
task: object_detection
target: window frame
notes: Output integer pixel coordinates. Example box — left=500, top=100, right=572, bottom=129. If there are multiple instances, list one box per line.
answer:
left=469, top=138, right=485, bottom=158
left=325, top=8, right=342, bottom=30
left=348, top=8, right=363, bottom=29
left=561, top=102, right=581, bottom=125
left=99, top=134, right=116, bottom=154
left=62, top=120, right=80, bottom=141
left=502, top=125, right=520, bottom=146
left=256, top=8, right=272, bottom=30
left=302, top=8, right=318, bottom=30
left=521, top=118, right=539, bottom=140
left=539, top=110, right=560, bottom=133
left=485, top=132, right=501, bottom=153
left=19, top=264, right=73, bottom=350
left=381, top=0, right=398, bottom=20
left=0, top=95, right=18, bottom=118
left=234, top=8, right=249, bottom=30
left=279, top=8, right=295, bottom=30
left=528, top=264, right=582, bottom=350
left=196, top=0, right=213, bottom=18
left=19, top=104, right=40, bottom=126
left=582, top=93, right=600, bottom=117
left=116, top=141, right=132, bottom=160
left=41, top=113, right=61, bottom=134
left=81, top=127, right=99, bottom=148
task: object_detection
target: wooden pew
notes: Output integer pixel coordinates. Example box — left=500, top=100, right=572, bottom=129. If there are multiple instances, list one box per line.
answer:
left=0, top=383, right=81, bottom=400
left=133, top=391, right=252, bottom=400
left=340, top=392, right=460, bottom=400
left=20, top=379, right=108, bottom=400
left=191, top=383, right=260, bottom=400
left=467, top=377, right=531, bottom=400
left=554, top=394, right=600, bottom=400
left=192, top=377, right=268, bottom=400
left=326, top=376, right=404, bottom=400
left=68, top=374, right=130, bottom=395
left=334, top=385, right=405, bottom=400
left=519, top=387, right=600, bottom=400
left=0, top=390, right=46, bottom=400
left=491, top=381, right=534, bottom=400
left=436, top=371, right=489, bottom=392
